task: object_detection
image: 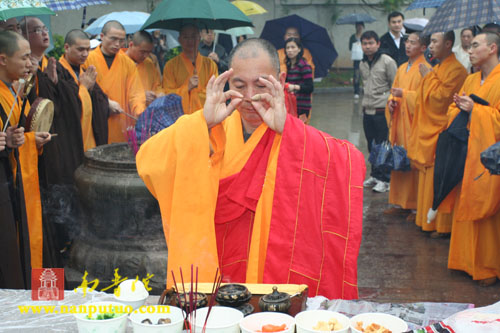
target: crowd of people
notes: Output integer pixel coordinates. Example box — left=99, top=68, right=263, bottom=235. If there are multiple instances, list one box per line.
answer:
left=0, top=9, right=498, bottom=298
left=354, top=11, right=500, bottom=287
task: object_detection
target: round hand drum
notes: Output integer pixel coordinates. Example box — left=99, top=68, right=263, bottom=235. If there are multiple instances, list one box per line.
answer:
left=26, top=97, right=54, bottom=132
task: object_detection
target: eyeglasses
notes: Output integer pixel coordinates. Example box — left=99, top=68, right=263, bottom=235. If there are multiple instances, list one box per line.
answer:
left=29, top=26, right=49, bottom=35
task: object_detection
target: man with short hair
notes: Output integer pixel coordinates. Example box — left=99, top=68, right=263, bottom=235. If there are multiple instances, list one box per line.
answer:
left=276, top=27, right=315, bottom=76
left=59, top=29, right=109, bottom=151
left=360, top=30, right=397, bottom=193
left=407, top=31, right=468, bottom=236
left=137, top=38, right=365, bottom=299
left=380, top=11, right=408, bottom=67
left=0, top=30, right=34, bottom=287
left=125, top=30, right=163, bottom=105
left=384, top=32, right=429, bottom=219
left=198, top=29, right=228, bottom=74
left=0, top=18, right=21, bottom=33
left=84, top=20, right=146, bottom=143
left=453, top=28, right=474, bottom=72
left=162, top=25, right=218, bottom=114
left=447, top=32, right=500, bottom=286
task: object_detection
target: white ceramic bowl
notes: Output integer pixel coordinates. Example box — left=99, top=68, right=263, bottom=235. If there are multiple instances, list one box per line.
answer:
left=240, top=311, right=295, bottom=333
left=129, top=305, right=184, bottom=333
left=192, top=306, right=243, bottom=333
left=74, top=301, right=129, bottom=333
left=295, top=310, right=350, bottom=333
left=113, top=279, right=149, bottom=310
left=350, top=313, right=408, bottom=333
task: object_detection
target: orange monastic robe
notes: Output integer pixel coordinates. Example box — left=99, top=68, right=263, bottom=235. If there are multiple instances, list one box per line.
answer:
left=84, top=46, right=146, bottom=143
left=407, top=54, right=467, bottom=231
left=385, top=55, right=428, bottom=209
left=162, top=52, right=217, bottom=115
left=136, top=110, right=365, bottom=299
left=447, top=64, right=500, bottom=280
left=137, top=56, right=162, bottom=93
left=59, top=55, right=96, bottom=151
left=277, top=47, right=315, bottom=76
left=0, top=81, right=43, bottom=268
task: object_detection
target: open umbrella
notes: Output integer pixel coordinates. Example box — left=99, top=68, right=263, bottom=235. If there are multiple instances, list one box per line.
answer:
left=336, top=13, right=376, bottom=25
left=141, top=0, right=252, bottom=32
left=42, top=0, right=109, bottom=11
left=135, top=94, right=184, bottom=144
left=407, top=0, right=445, bottom=10
left=231, top=0, right=267, bottom=16
left=0, top=1, right=55, bottom=21
left=404, top=18, right=429, bottom=32
left=423, top=0, right=500, bottom=35
left=85, top=11, right=150, bottom=35
left=427, top=94, right=489, bottom=222
left=260, top=14, right=338, bottom=78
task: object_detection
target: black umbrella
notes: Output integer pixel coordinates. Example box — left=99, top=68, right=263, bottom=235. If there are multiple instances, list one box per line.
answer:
left=481, top=141, right=500, bottom=175
left=428, top=94, right=489, bottom=222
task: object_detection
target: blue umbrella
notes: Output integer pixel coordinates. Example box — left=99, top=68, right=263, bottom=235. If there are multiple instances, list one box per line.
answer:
left=407, top=0, right=445, bottom=10
left=85, top=11, right=150, bottom=35
left=135, top=94, right=184, bottom=144
left=423, top=0, right=500, bottom=35
left=42, top=0, right=109, bottom=11
left=260, top=14, right=337, bottom=78
left=336, top=13, right=376, bottom=25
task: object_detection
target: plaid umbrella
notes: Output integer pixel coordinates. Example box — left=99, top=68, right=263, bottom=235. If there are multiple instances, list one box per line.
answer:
left=42, top=0, right=109, bottom=11
left=423, top=0, right=500, bottom=35
left=407, top=0, right=445, bottom=10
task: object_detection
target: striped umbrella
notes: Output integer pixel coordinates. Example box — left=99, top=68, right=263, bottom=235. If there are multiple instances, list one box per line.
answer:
left=42, top=0, right=109, bottom=11
left=407, top=0, right=445, bottom=10
left=423, top=0, right=500, bottom=35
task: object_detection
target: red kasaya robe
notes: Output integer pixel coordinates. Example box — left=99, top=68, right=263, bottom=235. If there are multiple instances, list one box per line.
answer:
left=136, top=110, right=365, bottom=299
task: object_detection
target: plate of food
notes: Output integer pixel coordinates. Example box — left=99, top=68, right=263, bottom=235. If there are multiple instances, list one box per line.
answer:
left=350, top=313, right=408, bottom=333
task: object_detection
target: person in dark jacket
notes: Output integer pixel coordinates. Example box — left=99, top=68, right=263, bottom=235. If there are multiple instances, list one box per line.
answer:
left=380, top=11, right=408, bottom=67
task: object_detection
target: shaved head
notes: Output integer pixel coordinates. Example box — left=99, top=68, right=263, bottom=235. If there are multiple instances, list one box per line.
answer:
left=479, top=31, right=500, bottom=57
left=0, top=18, right=21, bottom=34
left=64, top=29, right=90, bottom=46
left=132, top=30, right=153, bottom=45
left=228, top=38, right=280, bottom=76
left=0, top=30, right=24, bottom=56
left=443, top=30, right=455, bottom=46
left=102, top=20, right=125, bottom=35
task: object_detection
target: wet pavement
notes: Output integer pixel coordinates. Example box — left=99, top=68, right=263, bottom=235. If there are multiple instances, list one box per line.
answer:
left=309, top=90, right=500, bottom=307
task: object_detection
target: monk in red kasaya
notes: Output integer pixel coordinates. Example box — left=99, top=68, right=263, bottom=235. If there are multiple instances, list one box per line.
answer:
left=137, top=38, right=365, bottom=299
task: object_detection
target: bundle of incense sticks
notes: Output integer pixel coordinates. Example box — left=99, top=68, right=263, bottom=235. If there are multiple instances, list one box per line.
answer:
left=171, top=266, right=222, bottom=333
left=126, top=126, right=139, bottom=154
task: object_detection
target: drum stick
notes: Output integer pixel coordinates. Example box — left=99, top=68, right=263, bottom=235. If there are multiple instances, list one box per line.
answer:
left=2, top=79, right=25, bottom=132
left=50, top=133, right=58, bottom=137
left=118, top=109, right=138, bottom=121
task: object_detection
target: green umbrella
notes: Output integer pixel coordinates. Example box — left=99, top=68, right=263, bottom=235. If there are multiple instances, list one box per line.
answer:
left=141, top=0, right=253, bottom=31
left=0, top=1, right=55, bottom=21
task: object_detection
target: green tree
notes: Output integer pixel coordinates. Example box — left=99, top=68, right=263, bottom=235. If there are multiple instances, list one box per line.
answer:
left=47, top=34, right=65, bottom=60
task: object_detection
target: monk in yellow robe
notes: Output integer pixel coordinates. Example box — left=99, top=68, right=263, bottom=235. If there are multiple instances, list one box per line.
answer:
left=407, top=31, right=468, bottom=236
left=162, top=25, right=218, bottom=114
left=137, top=39, right=365, bottom=299
left=384, top=32, right=428, bottom=219
left=446, top=32, right=500, bottom=286
left=84, top=20, right=146, bottom=143
left=0, top=31, right=51, bottom=270
left=276, top=27, right=315, bottom=76
left=125, top=31, right=163, bottom=106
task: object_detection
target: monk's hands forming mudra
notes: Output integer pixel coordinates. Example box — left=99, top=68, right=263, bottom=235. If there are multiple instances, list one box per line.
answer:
left=203, top=69, right=243, bottom=129
left=250, top=75, right=287, bottom=134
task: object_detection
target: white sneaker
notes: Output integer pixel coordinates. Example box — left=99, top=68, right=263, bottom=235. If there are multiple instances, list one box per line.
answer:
left=354, top=94, right=360, bottom=99
left=363, top=176, right=378, bottom=188
left=372, top=181, right=390, bottom=193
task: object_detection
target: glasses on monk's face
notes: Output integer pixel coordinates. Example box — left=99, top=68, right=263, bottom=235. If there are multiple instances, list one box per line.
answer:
left=29, top=26, right=49, bottom=35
